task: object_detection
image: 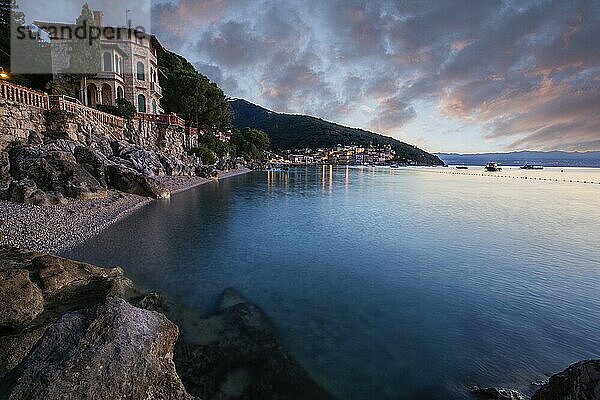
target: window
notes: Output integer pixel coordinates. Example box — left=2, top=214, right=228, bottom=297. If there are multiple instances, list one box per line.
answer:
left=114, top=54, right=119, bottom=74
left=137, top=94, right=146, bottom=113
left=152, top=99, right=157, bottom=114
left=117, top=86, right=123, bottom=99
left=103, top=52, right=112, bottom=72
left=137, top=62, right=145, bottom=81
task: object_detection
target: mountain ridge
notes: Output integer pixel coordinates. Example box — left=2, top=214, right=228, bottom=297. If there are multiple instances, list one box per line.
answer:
left=229, top=99, right=443, bottom=165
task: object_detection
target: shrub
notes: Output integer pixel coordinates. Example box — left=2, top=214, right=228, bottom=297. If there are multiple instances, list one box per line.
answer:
left=191, top=144, right=217, bottom=165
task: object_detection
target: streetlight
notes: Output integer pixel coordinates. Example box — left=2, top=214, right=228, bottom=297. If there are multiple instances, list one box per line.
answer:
left=0, top=67, right=8, bottom=79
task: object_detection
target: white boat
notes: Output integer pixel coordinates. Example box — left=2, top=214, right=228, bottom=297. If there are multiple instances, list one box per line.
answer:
left=485, top=162, right=502, bottom=171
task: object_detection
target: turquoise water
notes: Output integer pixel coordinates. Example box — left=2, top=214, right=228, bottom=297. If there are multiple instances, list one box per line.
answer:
left=65, top=166, right=600, bottom=399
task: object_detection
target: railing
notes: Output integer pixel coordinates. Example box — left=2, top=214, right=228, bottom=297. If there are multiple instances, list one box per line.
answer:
left=49, top=95, right=125, bottom=130
left=134, top=112, right=185, bottom=128
left=0, top=80, right=49, bottom=109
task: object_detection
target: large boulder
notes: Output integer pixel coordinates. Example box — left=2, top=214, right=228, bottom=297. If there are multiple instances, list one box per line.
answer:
left=195, top=165, right=218, bottom=179
left=8, top=145, right=107, bottom=201
left=0, top=247, right=137, bottom=379
left=160, top=154, right=186, bottom=176
left=532, top=360, right=600, bottom=400
left=0, top=269, right=44, bottom=330
left=74, top=146, right=109, bottom=188
left=123, top=148, right=166, bottom=176
left=106, top=164, right=170, bottom=199
left=0, top=151, right=11, bottom=188
left=7, top=179, right=62, bottom=206
left=4, top=297, right=194, bottom=400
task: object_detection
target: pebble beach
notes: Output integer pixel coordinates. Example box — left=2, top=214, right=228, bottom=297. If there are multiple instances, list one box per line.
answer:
left=0, top=168, right=251, bottom=254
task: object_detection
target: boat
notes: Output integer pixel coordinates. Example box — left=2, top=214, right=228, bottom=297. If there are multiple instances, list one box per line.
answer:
left=390, top=164, right=399, bottom=168
left=485, top=162, right=502, bottom=171
left=456, top=166, right=468, bottom=169
left=520, top=163, right=543, bottom=170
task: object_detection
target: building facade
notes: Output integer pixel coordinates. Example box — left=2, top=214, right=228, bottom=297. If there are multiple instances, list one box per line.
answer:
left=37, top=11, right=163, bottom=115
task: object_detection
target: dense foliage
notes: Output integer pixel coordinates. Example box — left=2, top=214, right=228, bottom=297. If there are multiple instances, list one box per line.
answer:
left=191, top=144, right=217, bottom=165
left=230, top=99, right=443, bottom=165
left=231, top=128, right=270, bottom=161
left=96, top=98, right=136, bottom=120
left=158, top=49, right=231, bottom=132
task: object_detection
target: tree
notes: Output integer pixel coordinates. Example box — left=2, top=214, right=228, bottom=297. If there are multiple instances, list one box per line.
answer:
left=231, top=127, right=270, bottom=161
left=161, top=69, right=207, bottom=127
left=67, top=3, right=101, bottom=105
left=158, top=48, right=232, bottom=132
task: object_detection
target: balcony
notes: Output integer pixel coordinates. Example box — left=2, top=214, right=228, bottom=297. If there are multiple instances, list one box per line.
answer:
left=150, top=82, right=162, bottom=96
left=96, top=71, right=124, bottom=83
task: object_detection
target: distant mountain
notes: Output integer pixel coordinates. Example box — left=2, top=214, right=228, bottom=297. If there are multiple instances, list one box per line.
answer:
left=230, top=99, right=443, bottom=165
left=436, top=151, right=600, bottom=167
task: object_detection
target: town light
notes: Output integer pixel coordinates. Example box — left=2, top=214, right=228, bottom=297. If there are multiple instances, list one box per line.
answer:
left=0, top=67, right=8, bottom=79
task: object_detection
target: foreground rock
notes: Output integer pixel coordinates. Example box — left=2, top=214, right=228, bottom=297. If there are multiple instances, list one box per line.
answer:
left=0, top=247, right=335, bottom=399
left=0, top=247, right=135, bottom=379
left=137, top=288, right=336, bottom=400
left=531, top=360, right=600, bottom=400
left=5, top=297, right=193, bottom=400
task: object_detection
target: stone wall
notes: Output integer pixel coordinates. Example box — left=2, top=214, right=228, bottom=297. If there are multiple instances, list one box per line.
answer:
left=129, top=118, right=188, bottom=160
left=0, top=99, right=46, bottom=150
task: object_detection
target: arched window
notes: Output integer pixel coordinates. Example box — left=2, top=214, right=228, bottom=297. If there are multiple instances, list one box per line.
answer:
left=103, top=52, right=112, bottom=72
left=118, top=58, right=123, bottom=75
left=114, top=54, right=119, bottom=73
left=152, top=99, right=157, bottom=114
left=116, top=86, right=123, bottom=99
left=137, top=94, right=146, bottom=113
left=137, top=62, right=145, bottom=81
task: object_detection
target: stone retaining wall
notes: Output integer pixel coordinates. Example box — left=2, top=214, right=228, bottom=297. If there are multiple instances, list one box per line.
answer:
left=0, top=99, right=46, bottom=149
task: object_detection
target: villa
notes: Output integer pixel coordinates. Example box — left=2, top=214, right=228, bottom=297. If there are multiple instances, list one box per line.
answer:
left=35, top=11, right=164, bottom=115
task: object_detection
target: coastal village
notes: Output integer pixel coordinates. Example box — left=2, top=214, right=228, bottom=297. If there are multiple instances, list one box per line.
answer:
left=280, top=145, right=396, bottom=166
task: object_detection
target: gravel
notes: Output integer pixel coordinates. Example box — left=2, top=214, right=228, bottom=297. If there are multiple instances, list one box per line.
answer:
left=0, top=168, right=251, bottom=254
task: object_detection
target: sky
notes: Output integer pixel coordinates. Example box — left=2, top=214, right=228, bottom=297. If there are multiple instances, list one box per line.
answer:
left=19, top=0, right=600, bottom=153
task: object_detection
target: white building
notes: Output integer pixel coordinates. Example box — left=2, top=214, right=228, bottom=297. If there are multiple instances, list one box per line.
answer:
left=36, top=10, right=164, bottom=114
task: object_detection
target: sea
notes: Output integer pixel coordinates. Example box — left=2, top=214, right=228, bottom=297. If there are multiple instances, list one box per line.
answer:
left=64, top=165, right=600, bottom=400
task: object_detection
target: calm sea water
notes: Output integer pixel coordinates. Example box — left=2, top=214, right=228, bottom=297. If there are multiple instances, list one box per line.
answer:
left=65, top=166, right=600, bottom=400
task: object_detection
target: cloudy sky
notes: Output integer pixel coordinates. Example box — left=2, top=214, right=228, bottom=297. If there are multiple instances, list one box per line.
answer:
left=20, top=0, right=600, bottom=153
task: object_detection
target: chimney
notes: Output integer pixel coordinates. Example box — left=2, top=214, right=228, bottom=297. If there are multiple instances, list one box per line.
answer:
left=92, top=10, right=103, bottom=27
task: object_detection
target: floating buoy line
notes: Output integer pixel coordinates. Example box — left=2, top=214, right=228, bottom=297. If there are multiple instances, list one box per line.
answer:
left=426, top=170, right=600, bottom=185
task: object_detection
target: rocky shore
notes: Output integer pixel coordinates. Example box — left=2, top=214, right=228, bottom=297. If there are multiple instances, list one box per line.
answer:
left=0, top=247, right=335, bottom=399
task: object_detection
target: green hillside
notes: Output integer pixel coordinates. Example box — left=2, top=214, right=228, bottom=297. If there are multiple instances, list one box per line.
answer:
left=230, top=99, right=442, bottom=165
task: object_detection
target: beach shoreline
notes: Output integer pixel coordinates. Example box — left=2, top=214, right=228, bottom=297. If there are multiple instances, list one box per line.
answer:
left=0, top=167, right=252, bottom=254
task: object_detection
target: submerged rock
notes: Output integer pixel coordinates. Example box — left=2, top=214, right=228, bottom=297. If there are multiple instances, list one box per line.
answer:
left=470, top=386, right=525, bottom=400
left=531, top=360, right=600, bottom=400
left=172, top=288, right=336, bottom=400
left=4, top=297, right=194, bottom=400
